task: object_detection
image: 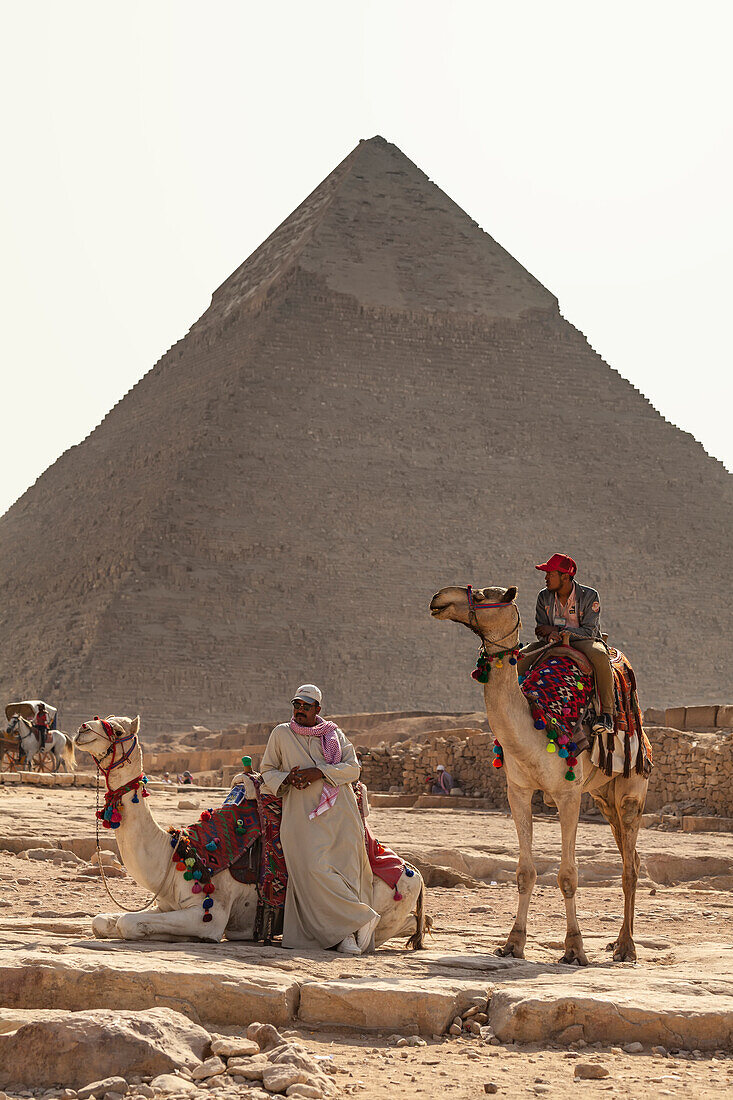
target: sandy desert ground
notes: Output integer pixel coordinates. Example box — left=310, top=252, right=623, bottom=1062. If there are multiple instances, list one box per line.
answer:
left=2, top=782, right=733, bottom=1099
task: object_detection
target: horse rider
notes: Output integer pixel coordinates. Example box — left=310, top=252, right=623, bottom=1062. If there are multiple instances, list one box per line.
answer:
left=517, top=553, right=615, bottom=735
left=33, top=703, right=50, bottom=748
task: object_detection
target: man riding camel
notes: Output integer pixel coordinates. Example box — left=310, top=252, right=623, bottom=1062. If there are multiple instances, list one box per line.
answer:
left=260, top=684, right=380, bottom=955
left=517, top=554, right=615, bottom=734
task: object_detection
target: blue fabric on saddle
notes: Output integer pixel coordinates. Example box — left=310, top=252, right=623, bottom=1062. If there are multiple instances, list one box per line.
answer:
left=520, top=654, right=595, bottom=767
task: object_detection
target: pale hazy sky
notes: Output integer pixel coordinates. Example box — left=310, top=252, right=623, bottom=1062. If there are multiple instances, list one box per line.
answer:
left=1, top=1, right=731, bottom=517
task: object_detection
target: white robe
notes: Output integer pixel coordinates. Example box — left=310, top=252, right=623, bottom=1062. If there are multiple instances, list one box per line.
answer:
left=260, top=722, right=376, bottom=950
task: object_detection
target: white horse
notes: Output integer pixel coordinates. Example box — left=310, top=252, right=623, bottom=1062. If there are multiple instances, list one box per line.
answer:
left=6, top=714, right=76, bottom=772
left=75, top=715, right=429, bottom=946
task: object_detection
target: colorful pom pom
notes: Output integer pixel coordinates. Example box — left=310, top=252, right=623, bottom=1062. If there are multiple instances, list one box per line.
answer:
left=202, top=897, right=214, bottom=909
left=393, top=891, right=403, bottom=901
left=205, top=841, right=217, bottom=852
left=200, top=810, right=212, bottom=821
left=404, top=867, right=415, bottom=877
left=183, top=871, right=193, bottom=881
left=202, top=913, right=213, bottom=923
left=534, top=719, right=545, bottom=730
left=558, top=747, right=569, bottom=758
left=192, top=883, right=202, bottom=894
left=565, top=769, right=576, bottom=781
left=546, top=743, right=556, bottom=753
left=492, top=757, right=503, bottom=768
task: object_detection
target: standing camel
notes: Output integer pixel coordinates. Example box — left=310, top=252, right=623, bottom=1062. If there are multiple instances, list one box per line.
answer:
left=430, top=584, right=648, bottom=964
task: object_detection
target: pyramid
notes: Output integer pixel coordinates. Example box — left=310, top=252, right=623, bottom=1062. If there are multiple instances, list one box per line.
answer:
left=1, top=136, right=730, bottom=731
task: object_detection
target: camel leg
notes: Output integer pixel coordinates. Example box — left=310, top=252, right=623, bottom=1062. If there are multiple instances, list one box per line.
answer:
left=592, top=777, right=645, bottom=962
left=611, top=777, right=645, bottom=961
left=555, top=794, right=588, bottom=966
left=496, top=782, right=536, bottom=959
left=116, top=905, right=229, bottom=942
left=92, top=913, right=125, bottom=938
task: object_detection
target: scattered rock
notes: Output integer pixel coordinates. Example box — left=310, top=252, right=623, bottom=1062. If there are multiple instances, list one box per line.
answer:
left=210, top=1038, right=260, bottom=1058
left=226, top=1058, right=267, bottom=1080
left=261, top=1066, right=310, bottom=1093
left=0, top=1009, right=210, bottom=1090
left=574, top=1064, right=610, bottom=1080
left=133, top=1088, right=155, bottom=1098
left=19, top=848, right=83, bottom=864
left=104, top=1091, right=126, bottom=1100
left=557, top=1025, right=584, bottom=1044
left=178, top=801, right=198, bottom=810
left=448, top=1024, right=462, bottom=1037
left=285, top=1088, right=322, bottom=1099
left=78, top=1080, right=129, bottom=1100
left=190, top=1059, right=226, bottom=1081
left=652, top=1045, right=668, bottom=1057
left=483, top=1086, right=499, bottom=1095
left=149, top=1075, right=199, bottom=1094
left=247, top=1023, right=287, bottom=1052
left=623, top=1042, right=644, bottom=1054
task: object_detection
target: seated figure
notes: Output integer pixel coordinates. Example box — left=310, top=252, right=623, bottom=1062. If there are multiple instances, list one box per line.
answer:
left=517, top=553, right=614, bottom=735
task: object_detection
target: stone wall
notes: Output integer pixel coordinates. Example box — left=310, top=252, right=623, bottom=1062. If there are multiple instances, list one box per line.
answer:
left=358, top=720, right=733, bottom=818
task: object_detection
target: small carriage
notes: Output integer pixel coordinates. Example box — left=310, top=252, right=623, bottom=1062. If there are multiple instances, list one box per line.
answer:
left=2, top=700, right=59, bottom=772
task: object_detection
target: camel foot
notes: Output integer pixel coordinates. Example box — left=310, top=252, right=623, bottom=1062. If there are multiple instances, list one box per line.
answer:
left=495, top=941, right=525, bottom=959
left=560, top=934, right=589, bottom=966
left=559, top=948, right=589, bottom=966
left=605, top=937, right=637, bottom=962
left=92, top=913, right=123, bottom=939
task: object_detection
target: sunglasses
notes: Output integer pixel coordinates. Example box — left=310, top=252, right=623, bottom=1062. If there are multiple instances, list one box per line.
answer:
left=291, top=699, right=316, bottom=708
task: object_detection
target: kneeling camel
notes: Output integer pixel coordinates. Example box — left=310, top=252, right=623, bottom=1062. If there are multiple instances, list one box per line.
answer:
left=75, top=714, right=427, bottom=947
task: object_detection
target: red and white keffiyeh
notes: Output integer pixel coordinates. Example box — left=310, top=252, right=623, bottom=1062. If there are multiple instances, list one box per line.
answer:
left=289, top=718, right=342, bottom=819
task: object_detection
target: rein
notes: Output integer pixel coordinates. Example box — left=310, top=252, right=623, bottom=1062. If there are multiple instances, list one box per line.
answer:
left=79, top=717, right=167, bottom=914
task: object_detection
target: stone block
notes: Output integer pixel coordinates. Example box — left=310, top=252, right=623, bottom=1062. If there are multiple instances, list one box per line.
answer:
left=684, top=706, right=719, bottom=729
left=716, top=705, right=733, bottom=728
left=664, top=708, right=686, bottom=730
left=298, top=978, right=488, bottom=1034
left=643, top=708, right=666, bottom=726
left=682, top=816, right=733, bottom=833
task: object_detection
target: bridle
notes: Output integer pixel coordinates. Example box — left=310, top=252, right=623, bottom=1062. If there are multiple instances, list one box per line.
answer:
left=78, top=717, right=139, bottom=783
left=466, top=585, right=522, bottom=650
left=77, top=715, right=165, bottom=914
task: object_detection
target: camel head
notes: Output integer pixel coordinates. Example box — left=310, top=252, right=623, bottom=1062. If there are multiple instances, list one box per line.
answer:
left=430, top=584, right=519, bottom=642
left=75, top=714, right=141, bottom=763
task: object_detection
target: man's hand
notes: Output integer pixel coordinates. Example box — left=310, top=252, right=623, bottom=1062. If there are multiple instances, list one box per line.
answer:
left=548, top=630, right=562, bottom=644
left=287, top=767, right=324, bottom=790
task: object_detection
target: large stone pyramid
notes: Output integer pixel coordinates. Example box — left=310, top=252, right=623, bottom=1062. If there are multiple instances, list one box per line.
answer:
left=1, top=136, right=730, bottom=730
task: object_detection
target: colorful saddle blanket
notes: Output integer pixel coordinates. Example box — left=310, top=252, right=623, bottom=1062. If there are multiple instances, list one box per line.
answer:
left=591, top=648, right=653, bottom=778
left=518, top=649, right=652, bottom=780
left=520, top=654, right=595, bottom=775
left=169, top=775, right=406, bottom=928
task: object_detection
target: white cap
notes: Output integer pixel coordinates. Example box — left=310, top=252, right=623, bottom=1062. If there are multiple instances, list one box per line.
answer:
left=437, top=764, right=445, bottom=771
left=294, top=683, right=322, bottom=705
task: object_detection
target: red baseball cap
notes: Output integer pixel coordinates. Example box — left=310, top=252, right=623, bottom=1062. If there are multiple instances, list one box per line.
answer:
left=536, top=553, right=577, bottom=576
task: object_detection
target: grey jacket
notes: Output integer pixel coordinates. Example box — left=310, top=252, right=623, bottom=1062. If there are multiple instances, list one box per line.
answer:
left=535, top=581, right=603, bottom=641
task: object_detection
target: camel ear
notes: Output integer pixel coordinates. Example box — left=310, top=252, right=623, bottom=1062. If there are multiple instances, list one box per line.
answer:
left=501, top=586, right=517, bottom=603
left=130, top=715, right=140, bottom=736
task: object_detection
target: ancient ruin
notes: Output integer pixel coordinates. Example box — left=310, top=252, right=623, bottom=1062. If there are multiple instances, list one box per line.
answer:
left=0, top=135, right=730, bottom=731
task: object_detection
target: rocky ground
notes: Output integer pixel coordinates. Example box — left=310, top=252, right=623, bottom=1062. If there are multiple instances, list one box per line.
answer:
left=2, top=783, right=733, bottom=1098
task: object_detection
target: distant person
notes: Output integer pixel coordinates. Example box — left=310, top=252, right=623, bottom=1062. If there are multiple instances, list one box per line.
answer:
left=33, top=704, right=50, bottom=747
left=431, top=764, right=453, bottom=795
left=260, top=683, right=378, bottom=955
left=517, top=553, right=614, bottom=734
left=181, top=770, right=193, bottom=785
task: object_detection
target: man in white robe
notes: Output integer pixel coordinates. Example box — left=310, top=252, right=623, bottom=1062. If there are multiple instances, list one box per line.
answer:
left=260, top=684, right=379, bottom=954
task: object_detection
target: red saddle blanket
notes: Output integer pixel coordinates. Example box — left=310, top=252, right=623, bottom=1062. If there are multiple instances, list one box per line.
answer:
left=169, top=777, right=406, bottom=928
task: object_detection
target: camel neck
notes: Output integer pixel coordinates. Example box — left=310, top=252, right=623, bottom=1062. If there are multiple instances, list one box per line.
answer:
left=482, top=663, right=532, bottom=744
left=100, top=748, right=170, bottom=893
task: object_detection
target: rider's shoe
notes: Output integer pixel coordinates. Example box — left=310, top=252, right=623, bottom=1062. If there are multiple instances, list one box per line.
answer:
left=336, top=933, right=360, bottom=954
left=592, top=712, right=613, bottom=735
left=356, top=913, right=380, bottom=952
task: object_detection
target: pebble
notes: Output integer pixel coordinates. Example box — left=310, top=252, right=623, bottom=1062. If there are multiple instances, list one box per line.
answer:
left=78, top=1080, right=128, bottom=1100
left=448, top=1024, right=462, bottom=1037
left=652, top=1046, right=668, bottom=1057
left=134, top=1089, right=155, bottom=1098
left=574, top=1064, right=610, bottom=1080
left=623, top=1042, right=644, bottom=1054
left=211, top=1039, right=260, bottom=1058
left=191, top=1059, right=226, bottom=1081
left=483, top=1086, right=499, bottom=1095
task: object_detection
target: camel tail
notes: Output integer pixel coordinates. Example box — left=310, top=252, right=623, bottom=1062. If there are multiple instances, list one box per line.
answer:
left=63, top=734, right=76, bottom=772
left=405, top=875, right=431, bottom=951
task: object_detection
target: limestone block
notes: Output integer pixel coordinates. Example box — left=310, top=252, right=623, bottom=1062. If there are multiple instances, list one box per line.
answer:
left=0, top=947, right=299, bottom=1028
left=665, top=707, right=689, bottom=730
left=261, top=1066, right=310, bottom=1093
left=682, top=817, right=733, bottom=833
left=226, top=1057, right=267, bottom=1079
left=0, top=1008, right=210, bottom=1090
left=716, top=705, right=733, bottom=728
left=684, top=706, right=719, bottom=729
left=298, top=978, right=488, bottom=1034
